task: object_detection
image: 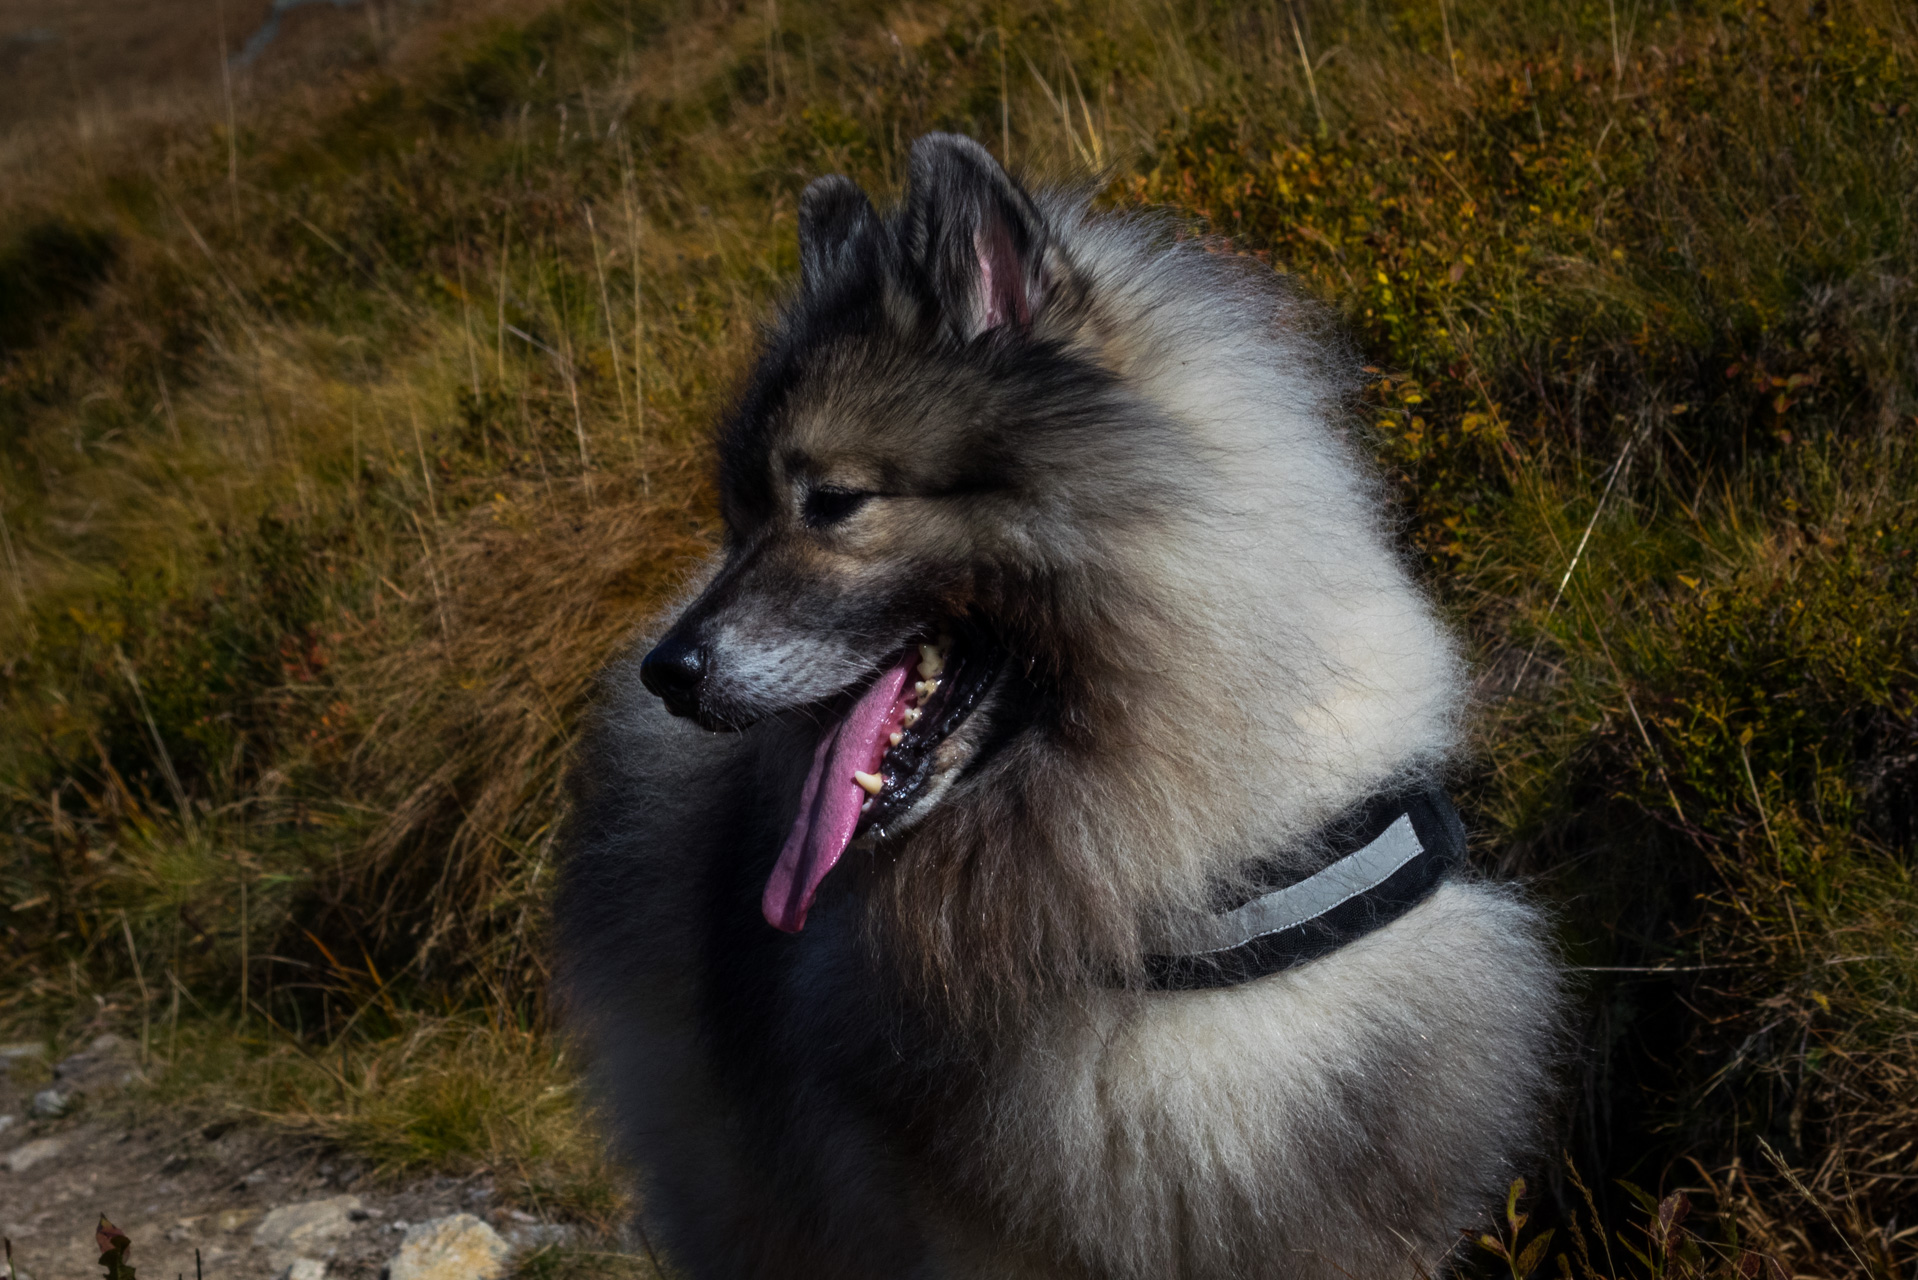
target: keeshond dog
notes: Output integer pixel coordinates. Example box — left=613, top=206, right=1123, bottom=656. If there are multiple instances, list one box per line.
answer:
left=558, top=133, right=1561, bottom=1279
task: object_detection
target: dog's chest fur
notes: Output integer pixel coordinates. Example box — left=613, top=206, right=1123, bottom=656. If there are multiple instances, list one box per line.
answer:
left=564, top=693, right=1557, bottom=1280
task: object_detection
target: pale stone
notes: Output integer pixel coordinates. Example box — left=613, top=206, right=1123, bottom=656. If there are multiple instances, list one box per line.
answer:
left=53, top=1033, right=140, bottom=1090
left=28, top=1089, right=69, bottom=1118
left=253, top=1196, right=363, bottom=1261
left=279, top=1259, right=327, bottom=1280
left=2, top=1136, right=65, bottom=1173
left=385, top=1214, right=512, bottom=1280
left=215, top=1208, right=258, bottom=1232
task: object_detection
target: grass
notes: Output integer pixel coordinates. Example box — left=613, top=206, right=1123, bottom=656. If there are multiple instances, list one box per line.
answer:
left=1, top=0, right=1915, bottom=1274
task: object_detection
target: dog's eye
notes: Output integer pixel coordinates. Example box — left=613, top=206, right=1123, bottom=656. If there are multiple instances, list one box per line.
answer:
left=802, top=486, right=873, bottom=528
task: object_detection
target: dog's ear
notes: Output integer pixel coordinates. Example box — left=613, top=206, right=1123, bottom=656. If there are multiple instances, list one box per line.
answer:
left=798, top=175, right=883, bottom=295
left=900, top=133, right=1049, bottom=340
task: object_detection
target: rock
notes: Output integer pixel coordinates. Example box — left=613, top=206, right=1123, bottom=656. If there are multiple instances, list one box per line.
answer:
left=2, top=1135, right=65, bottom=1173
left=28, top=1088, right=71, bottom=1118
left=385, top=1214, right=512, bottom=1280
left=254, top=1196, right=363, bottom=1262
left=279, top=1260, right=328, bottom=1280
left=53, top=1032, right=140, bottom=1091
left=215, top=1207, right=259, bottom=1233
left=0, top=1114, right=14, bottom=1137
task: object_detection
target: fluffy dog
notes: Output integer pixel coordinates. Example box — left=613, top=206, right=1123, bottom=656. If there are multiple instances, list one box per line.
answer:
left=557, top=132, right=1561, bottom=1279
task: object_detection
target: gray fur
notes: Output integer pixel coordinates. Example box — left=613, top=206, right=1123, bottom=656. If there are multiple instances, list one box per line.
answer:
left=558, top=133, right=1563, bottom=1280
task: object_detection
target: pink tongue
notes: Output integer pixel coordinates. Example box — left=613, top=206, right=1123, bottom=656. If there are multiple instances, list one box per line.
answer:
left=762, top=657, right=915, bottom=932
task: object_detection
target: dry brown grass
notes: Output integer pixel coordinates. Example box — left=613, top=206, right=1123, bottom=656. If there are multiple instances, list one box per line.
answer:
left=334, top=464, right=716, bottom=1001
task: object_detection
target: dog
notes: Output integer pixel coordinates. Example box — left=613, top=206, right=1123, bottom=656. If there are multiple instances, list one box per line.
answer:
left=557, top=132, right=1562, bottom=1279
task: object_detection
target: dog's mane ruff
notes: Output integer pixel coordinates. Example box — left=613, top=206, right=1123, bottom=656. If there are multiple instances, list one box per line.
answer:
left=867, top=195, right=1466, bottom=1024
left=559, top=144, right=1563, bottom=1280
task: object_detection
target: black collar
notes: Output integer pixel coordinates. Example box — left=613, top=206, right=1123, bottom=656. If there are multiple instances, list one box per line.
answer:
left=1142, top=788, right=1466, bottom=992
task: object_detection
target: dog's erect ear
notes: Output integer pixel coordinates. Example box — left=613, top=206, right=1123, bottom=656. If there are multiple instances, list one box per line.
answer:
left=798, top=175, right=883, bottom=295
left=900, top=133, right=1049, bottom=340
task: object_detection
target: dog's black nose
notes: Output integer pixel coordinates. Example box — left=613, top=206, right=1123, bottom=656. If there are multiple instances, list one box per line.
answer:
left=640, top=634, right=709, bottom=718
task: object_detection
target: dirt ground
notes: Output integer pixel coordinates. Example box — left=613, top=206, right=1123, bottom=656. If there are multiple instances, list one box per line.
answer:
left=0, top=0, right=352, bottom=134
left=0, top=0, right=546, bottom=139
left=0, top=1040, right=578, bottom=1280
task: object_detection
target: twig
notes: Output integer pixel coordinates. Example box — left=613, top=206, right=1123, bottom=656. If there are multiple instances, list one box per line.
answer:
left=1738, top=740, right=1782, bottom=863
left=621, top=151, right=650, bottom=493
left=495, top=224, right=511, bottom=384
left=1290, top=10, right=1327, bottom=139
left=504, top=323, right=558, bottom=359
left=457, top=250, right=483, bottom=405
left=998, top=25, right=1011, bottom=161
left=407, top=397, right=439, bottom=520
left=0, top=489, right=33, bottom=624
left=405, top=508, right=452, bottom=642
left=120, top=910, right=152, bottom=1064
left=1740, top=740, right=1804, bottom=958
left=114, top=648, right=198, bottom=840
left=217, top=0, right=241, bottom=232
left=1437, top=0, right=1460, bottom=86
left=1573, top=592, right=1688, bottom=829
left=239, top=849, right=250, bottom=1031
left=1607, top=0, right=1624, bottom=85
left=584, top=204, right=630, bottom=433
left=154, top=360, right=182, bottom=447
left=1512, top=419, right=1645, bottom=689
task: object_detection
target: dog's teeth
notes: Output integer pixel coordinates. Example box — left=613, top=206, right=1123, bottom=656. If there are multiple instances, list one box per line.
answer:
left=889, top=731, right=903, bottom=747
left=861, top=799, right=872, bottom=813
left=915, top=679, right=940, bottom=702
left=917, top=643, right=946, bottom=680
left=853, top=770, right=885, bottom=795
left=901, top=707, right=922, bottom=727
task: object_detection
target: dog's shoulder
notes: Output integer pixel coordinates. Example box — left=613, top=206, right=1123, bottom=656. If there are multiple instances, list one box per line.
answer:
left=557, top=644, right=815, bottom=976
left=569, top=647, right=747, bottom=826
left=558, top=648, right=753, bottom=964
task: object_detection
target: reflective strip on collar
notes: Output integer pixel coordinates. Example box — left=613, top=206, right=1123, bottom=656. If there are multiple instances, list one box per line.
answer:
left=1158, top=815, right=1425, bottom=956
left=1141, top=789, right=1466, bottom=991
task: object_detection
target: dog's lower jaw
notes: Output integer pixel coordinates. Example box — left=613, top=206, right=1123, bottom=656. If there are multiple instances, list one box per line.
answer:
left=854, top=674, right=1005, bottom=846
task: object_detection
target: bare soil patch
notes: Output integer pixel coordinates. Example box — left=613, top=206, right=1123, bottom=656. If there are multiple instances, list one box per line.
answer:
left=0, top=1044, right=581, bottom=1280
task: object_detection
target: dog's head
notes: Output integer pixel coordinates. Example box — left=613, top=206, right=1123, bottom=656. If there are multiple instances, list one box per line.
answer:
left=639, top=134, right=1158, bottom=930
